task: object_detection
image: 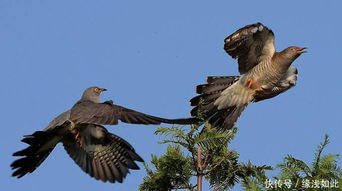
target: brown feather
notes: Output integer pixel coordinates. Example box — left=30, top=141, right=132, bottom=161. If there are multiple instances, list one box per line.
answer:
left=62, top=125, right=143, bottom=183
left=224, top=22, right=275, bottom=74
left=71, top=100, right=197, bottom=125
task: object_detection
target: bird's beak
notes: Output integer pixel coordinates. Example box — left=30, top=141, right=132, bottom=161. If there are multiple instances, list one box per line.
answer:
left=298, top=47, right=307, bottom=54
left=100, top=88, right=107, bottom=92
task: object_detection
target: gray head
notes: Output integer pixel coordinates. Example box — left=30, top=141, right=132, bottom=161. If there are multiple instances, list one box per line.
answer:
left=80, top=86, right=107, bottom=103
left=282, top=46, right=307, bottom=60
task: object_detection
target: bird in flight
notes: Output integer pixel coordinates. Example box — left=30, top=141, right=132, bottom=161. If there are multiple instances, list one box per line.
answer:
left=190, top=22, right=306, bottom=130
left=11, top=86, right=197, bottom=183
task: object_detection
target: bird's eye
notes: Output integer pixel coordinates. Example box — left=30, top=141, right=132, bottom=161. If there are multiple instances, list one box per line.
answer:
left=94, top=88, right=100, bottom=92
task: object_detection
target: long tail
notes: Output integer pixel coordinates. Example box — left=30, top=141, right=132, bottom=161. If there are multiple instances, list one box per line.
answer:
left=11, top=122, right=69, bottom=178
left=190, top=76, right=247, bottom=130
left=155, top=117, right=199, bottom=125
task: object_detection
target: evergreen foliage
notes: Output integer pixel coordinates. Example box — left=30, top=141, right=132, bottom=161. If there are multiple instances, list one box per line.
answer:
left=140, top=127, right=342, bottom=191
left=139, top=123, right=270, bottom=191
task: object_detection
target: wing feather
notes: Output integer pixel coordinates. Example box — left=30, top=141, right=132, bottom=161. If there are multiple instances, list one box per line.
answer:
left=63, top=124, right=144, bottom=183
left=224, top=22, right=275, bottom=74
left=70, top=100, right=197, bottom=125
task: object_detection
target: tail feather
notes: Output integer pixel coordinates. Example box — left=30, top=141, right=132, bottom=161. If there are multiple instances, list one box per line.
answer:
left=211, top=105, right=247, bottom=130
left=191, top=101, right=216, bottom=117
left=11, top=148, right=54, bottom=178
left=191, top=76, right=240, bottom=107
left=11, top=129, right=63, bottom=178
left=197, top=83, right=234, bottom=95
left=191, top=76, right=239, bottom=115
left=190, top=93, right=222, bottom=107
left=195, top=102, right=247, bottom=130
left=189, top=95, right=201, bottom=106
left=206, top=76, right=240, bottom=84
left=214, top=80, right=253, bottom=109
left=190, top=75, right=247, bottom=130
left=158, top=117, right=199, bottom=125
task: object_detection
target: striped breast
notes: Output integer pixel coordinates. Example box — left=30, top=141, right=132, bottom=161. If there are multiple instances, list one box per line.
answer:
left=246, top=57, right=285, bottom=88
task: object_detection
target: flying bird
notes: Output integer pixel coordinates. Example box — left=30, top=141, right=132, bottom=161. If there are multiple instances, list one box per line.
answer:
left=12, top=86, right=197, bottom=183
left=190, top=22, right=306, bottom=130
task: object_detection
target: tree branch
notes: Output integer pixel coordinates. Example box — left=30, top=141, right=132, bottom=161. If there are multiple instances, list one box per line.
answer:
left=196, top=146, right=203, bottom=191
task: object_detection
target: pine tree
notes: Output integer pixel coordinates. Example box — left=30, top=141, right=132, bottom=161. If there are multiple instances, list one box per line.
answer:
left=139, top=123, right=271, bottom=191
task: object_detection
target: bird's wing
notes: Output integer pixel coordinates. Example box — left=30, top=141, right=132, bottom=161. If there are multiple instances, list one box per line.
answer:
left=70, top=100, right=197, bottom=125
left=63, top=124, right=143, bottom=183
left=44, top=110, right=71, bottom=131
left=254, top=66, right=298, bottom=102
left=224, top=22, right=275, bottom=74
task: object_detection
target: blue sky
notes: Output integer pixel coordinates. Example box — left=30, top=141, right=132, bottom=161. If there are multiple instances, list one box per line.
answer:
left=1, top=1, right=341, bottom=190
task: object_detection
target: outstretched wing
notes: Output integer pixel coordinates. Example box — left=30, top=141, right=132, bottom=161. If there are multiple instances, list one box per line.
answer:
left=44, top=110, right=70, bottom=131
left=63, top=124, right=144, bottom=183
left=70, top=100, right=197, bottom=126
left=224, top=22, right=275, bottom=74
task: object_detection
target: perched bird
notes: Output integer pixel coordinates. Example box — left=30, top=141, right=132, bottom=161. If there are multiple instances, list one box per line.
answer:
left=12, top=86, right=197, bottom=183
left=190, top=22, right=306, bottom=130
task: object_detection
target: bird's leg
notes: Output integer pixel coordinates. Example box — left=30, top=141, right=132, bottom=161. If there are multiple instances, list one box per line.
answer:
left=245, top=79, right=253, bottom=88
left=74, top=129, right=83, bottom=147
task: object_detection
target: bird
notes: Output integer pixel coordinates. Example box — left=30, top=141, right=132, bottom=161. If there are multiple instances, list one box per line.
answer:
left=190, top=22, right=306, bottom=130
left=11, top=86, right=197, bottom=183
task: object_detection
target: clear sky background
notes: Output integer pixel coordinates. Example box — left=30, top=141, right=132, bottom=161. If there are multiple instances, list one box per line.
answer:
left=1, top=1, right=341, bottom=190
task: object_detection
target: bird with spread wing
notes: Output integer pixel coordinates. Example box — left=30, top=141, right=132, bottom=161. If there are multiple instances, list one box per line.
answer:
left=11, top=87, right=197, bottom=183
left=190, top=22, right=306, bottom=130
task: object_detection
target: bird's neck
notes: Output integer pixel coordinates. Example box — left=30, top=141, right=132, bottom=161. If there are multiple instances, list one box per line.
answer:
left=272, top=52, right=294, bottom=72
left=80, top=95, right=101, bottom=103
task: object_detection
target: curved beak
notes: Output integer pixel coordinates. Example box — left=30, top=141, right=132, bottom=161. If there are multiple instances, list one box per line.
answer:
left=298, top=47, right=307, bottom=54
